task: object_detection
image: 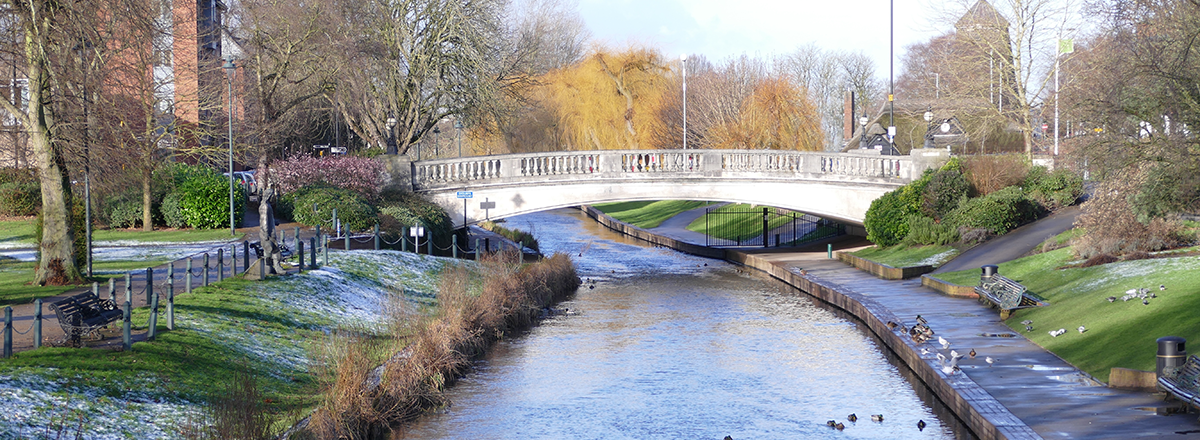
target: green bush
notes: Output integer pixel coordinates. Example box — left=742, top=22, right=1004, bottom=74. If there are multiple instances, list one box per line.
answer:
left=902, top=214, right=960, bottom=246
left=0, top=168, right=35, bottom=185
left=161, top=192, right=187, bottom=229
left=944, top=186, right=1043, bottom=235
left=104, top=191, right=143, bottom=229
left=921, top=169, right=971, bottom=220
left=178, top=168, right=245, bottom=229
left=865, top=190, right=914, bottom=247
left=0, top=181, right=41, bottom=216
left=376, top=185, right=455, bottom=253
left=291, top=184, right=375, bottom=231
left=1024, top=166, right=1083, bottom=210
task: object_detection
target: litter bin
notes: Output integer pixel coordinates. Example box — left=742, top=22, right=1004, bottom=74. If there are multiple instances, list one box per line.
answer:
left=1157, top=336, right=1187, bottom=378
left=980, top=265, right=998, bottom=281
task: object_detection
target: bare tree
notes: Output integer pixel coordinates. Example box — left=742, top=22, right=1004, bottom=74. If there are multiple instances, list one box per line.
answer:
left=775, top=45, right=882, bottom=150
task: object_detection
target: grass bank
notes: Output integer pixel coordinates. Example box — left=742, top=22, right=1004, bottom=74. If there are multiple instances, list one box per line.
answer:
left=307, top=251, right=580, bottom=438
left=932, top=240, right=1200, bottom=383
left=0, top=251, right=452, bottom=438
left=0, top=218, right=244, bottom=248
left=851, top=245, right=958, bottom=268
left=592, top=200, right=710, bottom=228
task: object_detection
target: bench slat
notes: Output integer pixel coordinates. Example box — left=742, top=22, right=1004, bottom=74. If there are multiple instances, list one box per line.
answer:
left=50, top=291, right=123, bottom=341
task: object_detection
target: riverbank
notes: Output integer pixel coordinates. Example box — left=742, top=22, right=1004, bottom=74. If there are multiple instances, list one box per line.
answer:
left=582, top=206, right=1200, bottom=439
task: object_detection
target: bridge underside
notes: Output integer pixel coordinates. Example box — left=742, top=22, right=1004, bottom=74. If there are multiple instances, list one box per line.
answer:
left=422, top=178, right=897, bottom=230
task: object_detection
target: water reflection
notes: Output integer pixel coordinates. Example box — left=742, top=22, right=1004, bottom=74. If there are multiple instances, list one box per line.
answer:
left=397, top=209, right=960, bottom=439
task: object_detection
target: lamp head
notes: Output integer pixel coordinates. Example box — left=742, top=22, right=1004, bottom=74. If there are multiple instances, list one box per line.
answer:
left=859, top=116, right=869, bottom=127
left=681, top=53, right=687, bottom=62
left=924, top=110, right=933, bottom=122
left=222, top=57, right=236, bottom=71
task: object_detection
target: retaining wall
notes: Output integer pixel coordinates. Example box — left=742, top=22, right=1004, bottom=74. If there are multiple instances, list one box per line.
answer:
left=836, top=251, right=935, bottom=280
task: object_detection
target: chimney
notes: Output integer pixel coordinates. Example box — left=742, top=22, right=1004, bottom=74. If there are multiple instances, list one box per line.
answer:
left=844, top=90, right=855, bottom=141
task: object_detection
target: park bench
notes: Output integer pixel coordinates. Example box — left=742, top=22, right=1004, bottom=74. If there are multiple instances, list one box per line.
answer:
left=48, top=291, right=123, bottom=343
left=974, top=274, right=1047, bottom=319
left=1159, top=355, right=1200, bottom=411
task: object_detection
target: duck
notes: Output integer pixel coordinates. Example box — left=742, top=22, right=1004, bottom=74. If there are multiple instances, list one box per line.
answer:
left=968, top=348, right=977, bottom=359
left=887, top=321, right=898, bottom=330
left=826, top=420, right=837, bottom=427
left=834, top=422, right=845, bottom=431
left=917, top=420, right=927, bottom=431
left=916, top=314, right=928, bottom=325
left=847, top=413, right=857, bottom=422
left=871, top=414, right=884, bottom=422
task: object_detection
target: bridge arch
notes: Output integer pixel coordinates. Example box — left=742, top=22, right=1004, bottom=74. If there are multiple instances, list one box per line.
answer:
left=380, top=149, right=950, bottom=229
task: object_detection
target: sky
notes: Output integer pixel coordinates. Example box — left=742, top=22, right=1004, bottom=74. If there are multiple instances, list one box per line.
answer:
left=577, top=0, right=950, bottom=81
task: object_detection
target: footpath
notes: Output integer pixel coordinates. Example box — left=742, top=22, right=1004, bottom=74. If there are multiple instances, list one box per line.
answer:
left=601, top=207, right=1200, bottom=439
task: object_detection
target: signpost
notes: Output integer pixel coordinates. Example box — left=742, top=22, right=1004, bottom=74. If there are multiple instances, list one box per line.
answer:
left=457, top=191, right=473, bottom=228
left=480, top=198, right=496, bottom=221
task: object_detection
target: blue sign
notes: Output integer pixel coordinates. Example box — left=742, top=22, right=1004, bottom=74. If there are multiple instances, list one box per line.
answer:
left=456, top=191, right=473, bottom=199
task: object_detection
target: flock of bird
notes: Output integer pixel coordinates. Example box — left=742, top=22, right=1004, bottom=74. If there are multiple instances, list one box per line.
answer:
left=1106, top=284, right=1166, bottom=306
left=897, top=314, right=996, bottom=377
left=823, top=413, right=927, bottom=432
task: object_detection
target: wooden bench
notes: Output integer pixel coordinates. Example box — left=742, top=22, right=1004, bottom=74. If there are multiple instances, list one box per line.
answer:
left=48, top=291, right=123, bottom=343
left=1159, top=355, right=1200, bottom=411
left=975, top=274, right=1047, bottom=319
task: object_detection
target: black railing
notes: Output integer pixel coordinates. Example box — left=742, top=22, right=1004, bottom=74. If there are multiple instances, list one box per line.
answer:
left=704, top=207, right=845, bottom=247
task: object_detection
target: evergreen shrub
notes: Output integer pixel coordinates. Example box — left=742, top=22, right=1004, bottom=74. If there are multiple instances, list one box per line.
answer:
left=291, top=184, right=375, bottom=231
left=944, top=186, right=1042, bottom=235
left=0, top=181, right=41, bottom=216
left=178, top=168, right=245, bottom=229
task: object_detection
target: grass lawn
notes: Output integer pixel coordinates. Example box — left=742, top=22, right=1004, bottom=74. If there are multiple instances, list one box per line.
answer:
left=851, top=245, right=959, bottom=268
left=0, top=251, right=450, bottom=438
left=0, top=217, right=35, bottom=247
left=0, top=259, right=177, bottom=306
left=932, top=242, right=1200, bottom=383
left=592, top=200, right=711, bottom=229
left=1, top=218, right=242, bottom=247
left=684, top=203, right=798, bottom=240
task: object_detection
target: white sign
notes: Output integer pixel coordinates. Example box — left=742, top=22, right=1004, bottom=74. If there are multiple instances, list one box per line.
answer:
left=408, top=226, right=425, bottom=237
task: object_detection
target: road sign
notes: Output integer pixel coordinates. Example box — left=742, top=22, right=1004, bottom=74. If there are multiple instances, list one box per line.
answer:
left=456, top=191, right=473, bottom=199
left=479, top=201, right=496, bottom=209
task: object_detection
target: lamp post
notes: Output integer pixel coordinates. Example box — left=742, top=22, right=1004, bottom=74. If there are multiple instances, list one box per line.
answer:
left=859, top=115, right=869, bottom=149
left=76, top=43, right=92, bottom=276
left=433, top=126, right=440, bottom=158
left=1055, top=37, right=1073, bottom=156
left=923, top=106, right=934, bottom=149
left=223, top=57, right=236, bottom=236
left=385, top=114, right=397, bottom=155
left=455, top=119, right=463, bottom=157
left=681, top=53, right=688, bottom=150
left=888, top=0, right=895, bottom=145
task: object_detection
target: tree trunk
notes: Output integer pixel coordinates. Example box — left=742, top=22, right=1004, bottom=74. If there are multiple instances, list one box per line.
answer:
left=142, top=168, right=153, bottom=231
left=28, top=42, right=81, bottom=285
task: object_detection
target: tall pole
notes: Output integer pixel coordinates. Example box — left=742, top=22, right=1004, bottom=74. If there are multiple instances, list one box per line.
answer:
left=224, top=58, right=236, bottom=236
left=888, top=0, right=895, bottom=144
left=1054, top=56, right=1059, bottom=156
left=681, top=53, right=687, bottom=150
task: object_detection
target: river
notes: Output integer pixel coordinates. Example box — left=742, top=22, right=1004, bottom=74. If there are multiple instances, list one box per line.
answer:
left=397, top=208, right=966, bottom=439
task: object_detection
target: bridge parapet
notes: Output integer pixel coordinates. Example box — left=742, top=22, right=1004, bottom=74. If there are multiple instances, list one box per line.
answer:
left=412, top=149, right=926, bottom=191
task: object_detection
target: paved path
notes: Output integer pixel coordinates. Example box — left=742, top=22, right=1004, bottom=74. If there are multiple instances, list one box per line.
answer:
left=935, top=205, right=1082, bottom=274
left=749, top=239, right=1200, bottom=439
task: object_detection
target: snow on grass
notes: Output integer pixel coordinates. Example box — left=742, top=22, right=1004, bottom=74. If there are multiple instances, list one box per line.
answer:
left=916, top=249, right=958, bottom=267
left=0, top=249, right=457, bottom=439
left=1075, top=255, right=1200, bottom=292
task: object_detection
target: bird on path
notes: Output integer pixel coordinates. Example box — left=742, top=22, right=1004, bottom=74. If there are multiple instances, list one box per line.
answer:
left=920, top=348, right=931, bottom=356
left=834, top=422, right=845, bottom=430
left=1078, top=325, right=1087, bottom=334
left=942, top=364, right=958, bottom=374
left=936, top=353, right=947, bottom=364
left=985, top=356, right=995, bottom=367
left=916, top=315, right=928, bottom=325
left=1125, top=288, right=1139, bottom=295
left=939, top=336, right=951, bottom=350
left=917, top=420, right=927, bottom=431
left=950, top=350, right=961, bottom=360
left=826, top=420, right=837, bottom=427
left=887, top=321, right=898, bottom=330
left=969, top=348, right=977, bottom=359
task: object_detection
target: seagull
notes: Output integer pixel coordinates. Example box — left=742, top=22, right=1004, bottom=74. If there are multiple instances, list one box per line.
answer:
left=936, top=352, right=947, bottom=364
left=1021, top=320, right=1033, bottom=326
left=969, top=348, right=977, bottom=359
left=1078, top=325, right=1087, bottom=334
left=942, top=364, right=957, bottom=374
left=847, top=413, right=857, bottom=422
left=917, top=420, right=927, bottom=431
left=985, top=356, right=995, bottom=366
left=950, top=349, right=961, bottom=360
left=1107, top=296, right=1116, bottom=303
left=920, top=348, right=931, bottom=356
left=939, top=336, right=951, bottom=350
left=871, top=414, right=884, bottom=422
left=1125, top=288, right=1139, bottom=295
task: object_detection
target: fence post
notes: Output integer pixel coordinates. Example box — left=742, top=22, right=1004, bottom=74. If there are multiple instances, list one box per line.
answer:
left=3, top=306, right=11, bottom=358
left=148, top=287, right=159, bottom=341
left=203, top=254, right=210, bottom=287
left=475, top=238, right=481, bottom=261
left=828, top=243, right=833, bottom=259
left=167, top=263, right=173, bottom=289
left=453, top=235, right=458, bottom=259
left=166, top=277, right=174, bottom=331
left=298, top=240, right=305, bottom=271
left=775, top=233, right=780, bottom=248
left=231, top=244, right=237, bottom=276
left=484, top=238, right=490, bottom=254
left=427, top=235, right=433, bottom=255
left=33, top=299, right=42, bottom=349
left=323, top=235, right=329, bottom=265
left=92, top=281, right=98, bottom=298
left=125, top=272, right=132, bottom=304
left=332, top=208, right=338, bottom=238
left=374, top=224, right=380, bottom=250
left=122, top=301, right=131, bottom=350
left=295, top=227, right=300, bottom=252
left=185, top=258, right=192, bottom=294
left=145, top=267, right=153, bottom=305
left=108, top=278, right=116, bottom=301
left=259, top=254, right=266, bottom=279
left=243, top=241, right=250, bottom=273
left=310, top=237, right=317, bottom=269
left=217, top=249, right=225, bottom=282
left=762, top=207, right=769, bottom=249
left=315, top=225, right=321, bottom=249
left=345, top=224, right=351, bottom=251
left=401, top=227, right=408, bottom=252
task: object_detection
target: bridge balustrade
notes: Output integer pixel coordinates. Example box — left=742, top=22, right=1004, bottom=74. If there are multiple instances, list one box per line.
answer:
left=620, top=152, right=703, bottom=172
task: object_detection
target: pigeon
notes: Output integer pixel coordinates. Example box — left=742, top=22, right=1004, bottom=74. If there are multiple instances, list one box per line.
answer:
left=1160, top=284, right=1167, bottom=291
left=1078, top=325, right=1087, bottom=334
left=871, top=414, right=884, bottom=422
left=1107, top=296, right=1116, bottom=303
left=969, top=348, right=977, bottom=359
left=985, top=356, right=995, bottom=366
left=1143, top=299, right=1150, bottom=305
left=1021, top=320, right=1033, bottom=326
left=1025, top=325, right=1033, bottom=332
left=847, top=413, right=857, bottom=422
left=939, top=336, right=951, bottom=350
left=917, top=420, right=927, bottom=431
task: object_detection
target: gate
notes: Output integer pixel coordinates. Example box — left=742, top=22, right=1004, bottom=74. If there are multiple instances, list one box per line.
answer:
left=703, top=207, right=845, bottom=247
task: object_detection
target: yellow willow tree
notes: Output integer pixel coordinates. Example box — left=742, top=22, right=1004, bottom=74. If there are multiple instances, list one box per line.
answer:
left=545, top=47, right=669, bottom=150
left=707, top=76, right=823, bottom=150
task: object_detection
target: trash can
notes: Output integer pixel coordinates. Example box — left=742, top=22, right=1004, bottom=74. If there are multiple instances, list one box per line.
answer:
left=1157, top=336, right=1187, bottom=378
left=980, top=265, right=998, bottom=281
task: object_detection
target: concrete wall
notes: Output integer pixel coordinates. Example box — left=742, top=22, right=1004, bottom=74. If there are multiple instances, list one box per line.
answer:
left=836, top=251, right=936, bottom=280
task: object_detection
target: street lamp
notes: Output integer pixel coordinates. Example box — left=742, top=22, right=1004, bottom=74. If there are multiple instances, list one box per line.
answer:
left=1055, top=37, right=1074, bottom=156
left=433, top=126, right=440, bottom=158
left=385, top=114, right=397, bottom=155
left=859, top=115, right=869, bottom=149
left=455, top=119, right=463, bottom=157
left=923, top=106, right=934, bottom=149
left=223, top=57, right=236, bottom=236
left=681, top=53, right=688, bottom=150
left=75, top=43, right=92, bottom=276
left=888, top=0, right=895, bottom=145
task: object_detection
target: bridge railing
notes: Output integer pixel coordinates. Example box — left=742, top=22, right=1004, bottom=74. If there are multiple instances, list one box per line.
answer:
left=412, top=149, right=915, bottom=190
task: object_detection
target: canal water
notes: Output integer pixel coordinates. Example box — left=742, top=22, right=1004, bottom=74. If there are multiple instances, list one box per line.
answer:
left=398, top=209, right=965, bottom=439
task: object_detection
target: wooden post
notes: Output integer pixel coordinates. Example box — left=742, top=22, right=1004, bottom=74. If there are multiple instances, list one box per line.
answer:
left=148, top=288, right=159, bottom=341
left=345, top=226, right=351, bottom=251
left=203, top=253, right=210, bottom=286
left=402, top=227, right=408, bottom=252
left=145, top=267, right=153, bottom=305
left=166, top=277, right=175, bottom=331
left=230, top=244, right=236, bottom=276
left=309, top=237, right=317, bottom=269
left=3, top=306, right=10, bottom=358
left=295, top=227, right=300, bottom=251
left=167, top=263, right=173, bottom=288
left=125, top=272, right=132, bottom=304
left=427, top=235, right=433, bottom=255
left=108, top=278, right=116, bottom=301
left=242, top=241, right=250, bottom=273
left=122, top=301, right=131, bottom=350
left=92, top=281, right=98, bottom=298
left=186, top=258, right=192, bottom=293
left=298, top=240, right=305, bottom=271
left=323, top=236, right=329, bottom=265
left=217, top=249, right=225, bottom=282
left=33, top=299, right=41, bottom=349
left=374, top=224, right=380, bottom=250
left=453, top=235, right=458, bottom=259
left=475, top=238, right=481, bottom=261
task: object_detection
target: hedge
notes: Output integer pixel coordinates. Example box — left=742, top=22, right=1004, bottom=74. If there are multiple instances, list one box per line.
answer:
left=0, top=181, right=40, bottom=216
left=178, top=168, right=245, bottom=229
left=944, top=186, right=1043, bottom=235
left=289, top=184, right=375, bottom=231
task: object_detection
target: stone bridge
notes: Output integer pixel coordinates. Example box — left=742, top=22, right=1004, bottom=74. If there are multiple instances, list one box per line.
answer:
left=379, top=149, right=950, bottom=231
